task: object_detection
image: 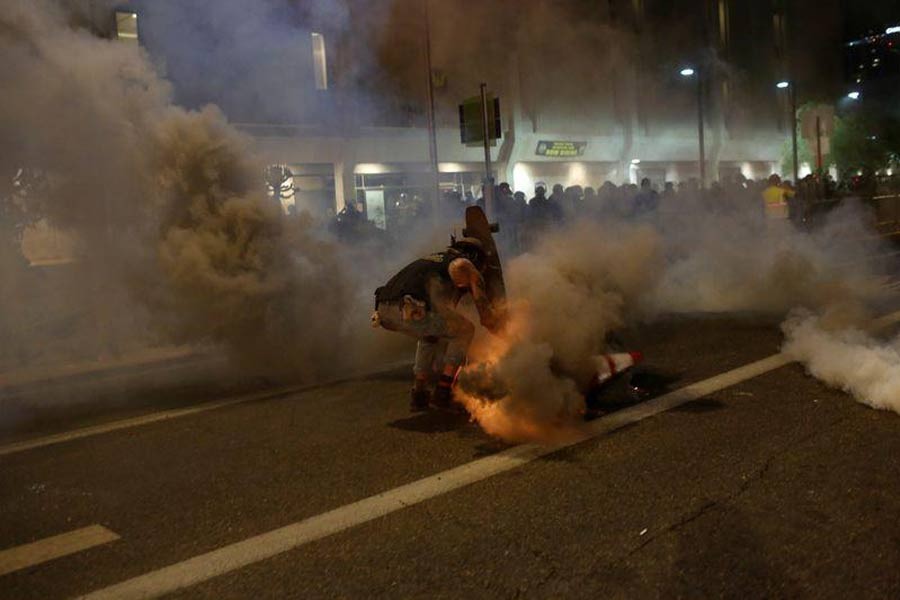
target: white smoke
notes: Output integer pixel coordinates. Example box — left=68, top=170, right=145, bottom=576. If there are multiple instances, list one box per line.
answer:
left=651, top=202, right=884, bottom=319
left=783, top=310, right=900, bottom=414
left=459, top=200, right=895, bottom=442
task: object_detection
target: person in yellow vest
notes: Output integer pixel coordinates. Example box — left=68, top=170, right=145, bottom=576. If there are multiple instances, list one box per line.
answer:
left=762, top=174, right=794, bottom=222
left=762, top=174, right=786, bottom=218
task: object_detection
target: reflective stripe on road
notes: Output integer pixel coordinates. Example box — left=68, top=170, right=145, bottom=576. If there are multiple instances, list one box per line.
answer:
left=0, top=525, right=119, bottom=577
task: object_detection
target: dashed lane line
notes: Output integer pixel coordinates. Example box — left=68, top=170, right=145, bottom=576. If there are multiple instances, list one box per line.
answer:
left=0, top=525, right=119, bottom=577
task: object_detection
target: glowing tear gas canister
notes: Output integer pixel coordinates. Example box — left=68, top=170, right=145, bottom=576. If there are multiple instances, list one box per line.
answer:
left=590, top=351, right=643, bottom=386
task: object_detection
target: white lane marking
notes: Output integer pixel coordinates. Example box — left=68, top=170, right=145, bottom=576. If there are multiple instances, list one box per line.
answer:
left=0, top=525, right=119, bottom=576
left=69, top=309, right=900, bottom=599
left=76, top=354, right=799, bottom=600
left=0, top=390, right=291, bottom=459
left=0, top=361, right=410, bottom=459
left=36, top=310, right=900, bottom=597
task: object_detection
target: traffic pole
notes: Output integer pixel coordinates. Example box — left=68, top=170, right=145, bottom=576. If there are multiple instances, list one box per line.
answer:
left=696, top=68, right=706, bottom=189
left=790, top=83, right=799, bottom=184
left=815, top=115, right=823, bottom=175
left=479, top=82, right=494, bottom=218
left=423, top=0, right=440, bottom=224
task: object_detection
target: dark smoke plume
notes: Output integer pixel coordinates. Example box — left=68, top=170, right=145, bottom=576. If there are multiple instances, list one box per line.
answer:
left=0, top=0, right=353, bottom=378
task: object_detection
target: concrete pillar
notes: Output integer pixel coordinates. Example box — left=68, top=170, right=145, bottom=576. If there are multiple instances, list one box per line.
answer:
left=333, top=138, right=357, bottom=213
left=333, top=161, right=355, bottom=213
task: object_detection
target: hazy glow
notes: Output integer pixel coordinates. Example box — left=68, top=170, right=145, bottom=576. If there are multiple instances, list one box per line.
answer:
left=847, top=91, right=860, bottom=100
left=776, top=81, right=790, bottom=89
left=568, top=162, right=587, bottom=184
left=680, top=68, right=695, bottom=77
left=512, top=162, right=533, bottom=195
left=355, top=163, right=389, bottom=174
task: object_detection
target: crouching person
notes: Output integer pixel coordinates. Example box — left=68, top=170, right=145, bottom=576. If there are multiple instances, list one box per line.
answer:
left=372, top=237, right=500, bottom=411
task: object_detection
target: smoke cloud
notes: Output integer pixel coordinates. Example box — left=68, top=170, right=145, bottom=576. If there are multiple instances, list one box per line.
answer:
left=459, top=200, right=894, bottom=442
left=0, top=0, right=361, bottom=378
left=783, top=311, right=900, bottom=415
left=3, top=0, right=897, bottom=442
left=652, top=203, right=885, bottom=321
left=458, top=222, right=662, bottom=442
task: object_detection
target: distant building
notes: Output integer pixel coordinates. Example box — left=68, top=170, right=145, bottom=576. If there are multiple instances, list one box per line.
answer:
left=88, top=0, right=846, bottom=227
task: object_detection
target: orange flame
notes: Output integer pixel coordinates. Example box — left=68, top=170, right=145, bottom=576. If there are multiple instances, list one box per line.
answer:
left=455, top=300, right=588, bottom=443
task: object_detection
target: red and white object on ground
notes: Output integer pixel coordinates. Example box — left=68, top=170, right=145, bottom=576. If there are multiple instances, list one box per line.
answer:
left=590, top=351, right=643, bottom=387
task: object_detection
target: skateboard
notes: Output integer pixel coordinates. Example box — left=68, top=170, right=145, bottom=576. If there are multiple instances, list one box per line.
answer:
left=463, top=206, right=508, bottom=328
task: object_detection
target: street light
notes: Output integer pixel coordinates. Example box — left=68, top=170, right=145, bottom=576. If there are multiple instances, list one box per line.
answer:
left=776, top=80, right=799, bottom=184
left=847, top=91, right=861, bottom=100
left=680, top=66, right=706, bottom=187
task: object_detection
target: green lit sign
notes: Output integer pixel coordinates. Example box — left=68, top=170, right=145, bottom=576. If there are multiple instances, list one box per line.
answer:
left=535, top=141, right=587, bottom=157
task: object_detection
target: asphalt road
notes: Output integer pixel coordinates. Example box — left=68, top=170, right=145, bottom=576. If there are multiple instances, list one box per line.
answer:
left=2, top=312, right=900, bottom=599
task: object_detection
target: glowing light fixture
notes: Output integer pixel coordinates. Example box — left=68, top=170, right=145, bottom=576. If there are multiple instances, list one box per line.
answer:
left=355, top=163, right=389, bottom=174
left=776, top=81, right=790, bottom=89
left=680, top=68, right=695, bottom=77
left=311, top=32, right=328, bottom=90
left=115, top=10, right=138, bottom=41
left=630, top=158, right=641, bottom=165
left=886, top=26, right=900, bottom=35
left=847, top=91, right=860, bottom=100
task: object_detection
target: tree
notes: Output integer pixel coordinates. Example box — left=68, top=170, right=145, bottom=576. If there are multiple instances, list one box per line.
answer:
left=780, top=128, right=817, bottom=178
left=830, top=110, right=900, bottom=177
left=781, top=102, right=834, bottom=178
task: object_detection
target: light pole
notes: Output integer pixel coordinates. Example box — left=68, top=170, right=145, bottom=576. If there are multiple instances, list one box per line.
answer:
left=777, top=80, right=799, bottom=184
left=422, top=0, right=440, bottom=222
left=680, top=67, right=706, bottom=188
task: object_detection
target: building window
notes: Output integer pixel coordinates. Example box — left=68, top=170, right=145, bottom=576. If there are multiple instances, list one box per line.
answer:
left=311, top=32, right=328, bottom=90
left=115, top=11, right=138, bottom=42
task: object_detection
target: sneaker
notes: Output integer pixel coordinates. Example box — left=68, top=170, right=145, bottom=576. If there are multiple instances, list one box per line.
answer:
left=409, top=388, right=430, bottom=412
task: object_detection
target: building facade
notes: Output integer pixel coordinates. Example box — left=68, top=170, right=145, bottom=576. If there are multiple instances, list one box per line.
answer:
left=94, top=0, right=842, bottom=226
